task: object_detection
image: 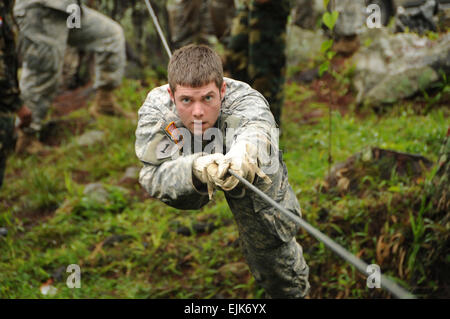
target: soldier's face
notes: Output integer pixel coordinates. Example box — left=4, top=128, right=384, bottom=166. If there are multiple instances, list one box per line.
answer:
left=169, top=81, right=226, bottom=135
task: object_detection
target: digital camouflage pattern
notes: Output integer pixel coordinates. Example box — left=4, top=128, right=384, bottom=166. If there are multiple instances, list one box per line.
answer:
left=166, top=0, right=215, bottom=49
left=166, top=0, right=235, bottom=49
left=225, top=0, right=291, bottom=126
left=13, top=0, right=81, bottom=13
left=0, top=0, right=21, bottom=188
left=14, top=0, right=125, bottom=130
left=135, top=77, right=310, bottom=298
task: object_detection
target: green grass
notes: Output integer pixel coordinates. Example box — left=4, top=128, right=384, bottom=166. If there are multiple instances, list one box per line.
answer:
left=0, top=74, right=448, bottom=299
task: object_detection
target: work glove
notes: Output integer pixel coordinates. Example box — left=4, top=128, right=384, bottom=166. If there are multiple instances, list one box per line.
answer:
left=192, top=153, right=225, bottom=199
left=216, top=141, right=271, bottom=192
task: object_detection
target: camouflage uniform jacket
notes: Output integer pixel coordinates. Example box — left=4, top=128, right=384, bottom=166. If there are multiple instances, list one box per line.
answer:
left=0, top=0, right=21, bottom=114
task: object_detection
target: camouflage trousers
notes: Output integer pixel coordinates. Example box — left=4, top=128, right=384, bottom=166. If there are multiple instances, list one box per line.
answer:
left=166, top=0, right=235, bottom=49
left=0, top=115, right=15, bottom=188
left=225, top=157, right=310, bottom=298
left=14, top=4, right=125, bottom=130
left=166, top=0, right=216, bottom=49
left=226, top=0, right=291, bottom=126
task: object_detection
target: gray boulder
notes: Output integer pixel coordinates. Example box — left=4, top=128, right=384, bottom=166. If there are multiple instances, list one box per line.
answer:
left=334, top=0, right=366, bottom=37
left=76, top=130, right=105, bottom=147
left=286, top=25, right=327, bottom=67
left=352, top=29, right=450, bottom=106
left=83, top=183, right=110, bottom=205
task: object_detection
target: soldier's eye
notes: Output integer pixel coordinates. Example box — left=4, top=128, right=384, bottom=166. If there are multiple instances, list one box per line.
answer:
left=205, top=95, right=212, bottom=102
left=181, top=98, right=190, bottom=104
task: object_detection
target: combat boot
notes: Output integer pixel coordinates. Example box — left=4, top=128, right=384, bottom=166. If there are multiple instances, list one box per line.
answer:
left=89, top=88, right=134, bottom=119
left=15, top=129, right=45, bottom=155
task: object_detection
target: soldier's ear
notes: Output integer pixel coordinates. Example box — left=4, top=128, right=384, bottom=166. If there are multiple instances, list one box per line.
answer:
left=220, top=81, right=226, bottom=99
left=167, top=87, right=175, bottom=103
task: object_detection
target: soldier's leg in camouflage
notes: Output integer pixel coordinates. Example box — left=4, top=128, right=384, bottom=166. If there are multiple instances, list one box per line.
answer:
left=242, top=237, right=310, bottom=298
left=225, top=2, right=251, bottom=82
left=225, top=160, right=310, bottom=298
left=248, top=0, right=290, bottom=127
left=209, top=0, right=236, bottom=43
left=0, top=116, right=16, bottom=188
left=68, top=5, right=130, bottom=118
left=167, top=0, right=204, bottom=49
left=200, top=0, right=220, bottom=46
left=14, top=6, right=68, bottom=153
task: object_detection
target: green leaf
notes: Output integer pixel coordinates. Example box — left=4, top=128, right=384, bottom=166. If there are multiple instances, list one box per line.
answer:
left=323, top=0, right=330, bottom=9
left=327, top=51, right=336, bottom=60
left=319, top=61, right=330, bottom=77
left=322, top=11, right=339, bottom=31
left=388, top=185, right=401, bottom=193
left=321, top=39, right=333, bottom=53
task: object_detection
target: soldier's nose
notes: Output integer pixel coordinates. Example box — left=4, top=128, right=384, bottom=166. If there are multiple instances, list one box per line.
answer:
left=192, top=103, right=204, bottom=118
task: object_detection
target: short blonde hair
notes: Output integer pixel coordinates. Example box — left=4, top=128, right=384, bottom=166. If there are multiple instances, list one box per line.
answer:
left=168, top=44, right=224, bottom=93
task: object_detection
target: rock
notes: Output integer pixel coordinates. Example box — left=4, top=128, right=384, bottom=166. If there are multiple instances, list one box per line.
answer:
left=287, top=25, right=327, bottom=67
left=0, top=227, right=8, bottom=237
left=76, top=130, right=105, bottom=147
left=334, top=0, right=366, bottom=37
left=352, top=29, right=450, bottom=107
left=322, top=147, right=434, bottom=195
left=83, top=183, right=109, bottom=204
left=119, top=166, right=140, bottom=186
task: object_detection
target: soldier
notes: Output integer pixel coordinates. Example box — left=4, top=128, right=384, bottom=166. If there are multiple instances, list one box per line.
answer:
left=166, top=0, right=235, bottom=49
left=135, top=45, right=310, bottom=298
left=13, top=0, right=127, bottom=153
left=0, top=0, right=25, bottom=187
left=225, top=0, right=291, bottom=127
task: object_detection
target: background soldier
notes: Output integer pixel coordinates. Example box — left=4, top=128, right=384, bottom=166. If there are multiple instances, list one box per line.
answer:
left=166, top=0, right=235, bottom=49
left=13, top=0, right=127, bottom=153
left=0, top=0, right=23, bottom=187
left=135, top=45, right=310, bottom=298
left=225, top=0, right=291, bottom=127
